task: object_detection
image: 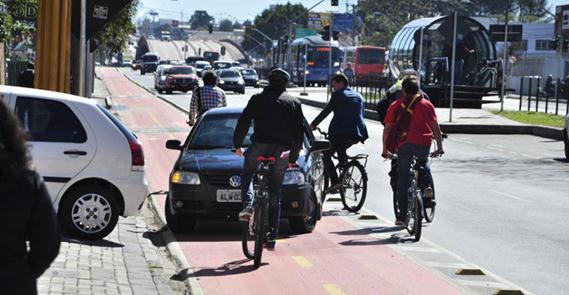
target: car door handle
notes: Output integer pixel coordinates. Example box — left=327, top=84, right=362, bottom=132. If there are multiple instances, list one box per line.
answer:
left=64, top=150, right=87, bottom=156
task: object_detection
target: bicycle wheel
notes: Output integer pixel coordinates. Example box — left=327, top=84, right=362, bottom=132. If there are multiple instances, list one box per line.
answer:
left=339, top=161, right=367, bottom=213
left=241, top=209, right=256, bottom=259
left=413, top=196, right=423, bottom=242
left=253, top=199, right=267, bottom=268
left=392, top=191, right=399, bottom=221
left=405, top=187, right=416, bottom=235
left=423, top=184, right=436, bottom=223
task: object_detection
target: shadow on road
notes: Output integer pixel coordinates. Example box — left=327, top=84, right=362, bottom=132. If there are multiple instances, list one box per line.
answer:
left=172, top=259, right=266, bottom=280
left=62, top=237, right=124, bottom=248
left=330, top=226, right=401, bottom=236
left=553, top=157, right=568, bottom=163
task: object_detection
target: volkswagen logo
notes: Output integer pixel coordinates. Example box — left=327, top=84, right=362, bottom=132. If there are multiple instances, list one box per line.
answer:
left=229, top=175, right=241, bottom=188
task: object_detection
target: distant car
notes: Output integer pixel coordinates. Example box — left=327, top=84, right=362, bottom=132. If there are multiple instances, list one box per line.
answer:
left=217, top=69, right=245, bottom=94
left=563, top=114, right=569, bottom=160
left=141, top=53, right=159, bottom=75
left=164, top=107, right=329, bottom=234
left=0, top=86, right=148, bottom=241
left=122, top=59, right=133, bottom=68
left=154, top=64, right=174, bottom=93
left=239, top=68, right=259, bottom=88
left=213, top=61, right=233, bottom=70
left=194, top=61, right=212, bottom=77
left=156, top=65, right=199, bottom=94
left=186, top=56, right=206, bottom=66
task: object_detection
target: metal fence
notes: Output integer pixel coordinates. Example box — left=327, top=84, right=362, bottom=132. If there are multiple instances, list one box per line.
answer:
left=350, top=76, right=389, bottom=110
left=6, top=60, right=28, bottom=86
left=518, top=76, right=569, bottom=116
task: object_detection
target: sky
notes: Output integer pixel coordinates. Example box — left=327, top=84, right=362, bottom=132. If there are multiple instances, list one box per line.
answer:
left=137, top=0, right=353, bottom=23
left=137, top=0, right=569, bottom=23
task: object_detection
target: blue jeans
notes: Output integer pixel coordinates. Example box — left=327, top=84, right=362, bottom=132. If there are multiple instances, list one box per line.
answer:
left=240, top=142, right=289, bottom=240
left=396, top=143, right=432, bottom=221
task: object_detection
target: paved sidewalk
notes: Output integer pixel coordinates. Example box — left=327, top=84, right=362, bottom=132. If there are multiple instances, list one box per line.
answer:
left=38, top=204, right=186, bottom=295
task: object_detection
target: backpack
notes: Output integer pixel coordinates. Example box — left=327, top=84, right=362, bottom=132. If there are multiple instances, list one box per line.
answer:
left=385, top=94, right=422, bottom=153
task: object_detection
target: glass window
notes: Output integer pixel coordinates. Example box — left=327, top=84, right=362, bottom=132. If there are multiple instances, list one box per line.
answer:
left=15, top=97, right=87, bottom=143
left=535, top=40, right=552, bottom=51
left=219, top=70, right=241, bottom=78
left=189, top=116, right=252, bottom=149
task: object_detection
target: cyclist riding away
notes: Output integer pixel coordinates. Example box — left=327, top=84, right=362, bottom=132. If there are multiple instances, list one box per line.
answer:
left=381, top=76, right=444, bottom=226
left=377, top=69, right=430, bottom=218
left=233, top=68, right=304, bottom=250
left=187, top=70, right=227, bottom=126
left=310, top=74, right=369, bottom=194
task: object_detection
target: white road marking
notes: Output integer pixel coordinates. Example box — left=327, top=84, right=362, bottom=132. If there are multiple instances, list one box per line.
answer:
left=396, top=246, right=441, bottom=253
left=425, top=261, right=476, bottom=269
left=455, top=279, right=508, bottom=288
left=490, top=189, right=532, bottom=203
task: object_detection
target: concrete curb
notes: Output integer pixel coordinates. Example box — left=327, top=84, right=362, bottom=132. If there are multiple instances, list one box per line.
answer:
left=297, top=96, right=564, bottom=141
left=147, top=196, right=204, bottom=295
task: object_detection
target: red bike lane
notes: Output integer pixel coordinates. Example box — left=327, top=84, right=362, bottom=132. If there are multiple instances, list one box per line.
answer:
left=100, top=67, right=465, bottom=295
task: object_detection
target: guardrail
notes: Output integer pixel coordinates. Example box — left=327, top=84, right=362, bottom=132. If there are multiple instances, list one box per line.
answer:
left=518, top=76, right=568, bottom=116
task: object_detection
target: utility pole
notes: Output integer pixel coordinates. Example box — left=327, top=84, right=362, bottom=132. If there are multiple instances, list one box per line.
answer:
left=449, top=12, right=458, bottom=123
left=500, top=0, right=510, bottom=111
left=79, top=0, right=86, bottom=97
left=327, top=14, right=333, bottom=101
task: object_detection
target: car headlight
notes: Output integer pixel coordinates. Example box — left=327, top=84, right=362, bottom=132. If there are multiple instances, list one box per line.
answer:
left=336, top=70, right=341, bottom=75
left=219, top=80, right=225, bottom=84
left=305, top=70, right=309, bottom=75
left=171, top=171, right=201, bottom=185
left=282, top=170, right=305, bottom=185
left=238, top=79, right=245, bottom=85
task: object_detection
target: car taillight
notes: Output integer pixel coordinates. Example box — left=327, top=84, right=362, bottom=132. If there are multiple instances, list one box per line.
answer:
left=129, top=139, right=145, bottom=171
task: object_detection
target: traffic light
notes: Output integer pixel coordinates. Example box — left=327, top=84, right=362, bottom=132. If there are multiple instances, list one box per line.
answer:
left=319, top=25, right=339, bottom=41
left=208, top=24, right=213, bottom=34
left=331, top=0, right=338, bottom=6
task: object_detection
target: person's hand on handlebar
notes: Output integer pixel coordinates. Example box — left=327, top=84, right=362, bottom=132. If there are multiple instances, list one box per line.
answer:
left=381, top=148, right=393, bottom=160
left=431, top=148, right=445, bottom=158
left=309, top=124, right=316, bottom=131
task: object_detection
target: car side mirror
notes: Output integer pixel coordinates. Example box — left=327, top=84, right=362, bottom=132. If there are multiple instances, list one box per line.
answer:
left=166, top=139, right=183, bottom=150
left=309, top=140, right=330, bottom=154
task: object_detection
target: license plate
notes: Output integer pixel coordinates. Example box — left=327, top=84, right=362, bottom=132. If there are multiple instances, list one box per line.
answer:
left=216, top=189, right=241, bottom=202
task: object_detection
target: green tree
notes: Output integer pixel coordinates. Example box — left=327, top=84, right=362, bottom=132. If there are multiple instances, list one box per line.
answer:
left=190, top=10, right=214, bottom=30
left=253, top=3, right=308, bottom=39
left=96, top=0, right=139, bottom=55
left=232, top=20, right=242, bottom=30
left=217, top=19, right=233, bottom=32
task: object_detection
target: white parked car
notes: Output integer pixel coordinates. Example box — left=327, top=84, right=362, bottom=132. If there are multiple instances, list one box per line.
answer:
left=563, top=114, right=569, bottom=160
left=0, top=86, right=148, bottom=240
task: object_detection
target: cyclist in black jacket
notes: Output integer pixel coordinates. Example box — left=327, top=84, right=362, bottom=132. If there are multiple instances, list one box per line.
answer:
left=233, top=68, right=304, bottom=250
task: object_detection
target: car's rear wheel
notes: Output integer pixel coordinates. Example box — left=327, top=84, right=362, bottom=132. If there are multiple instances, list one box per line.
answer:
left=289, top=191, right=318, bottom=234
left=165, top=196, right=195, bottom=233
left=166, top=90, right=173, bottom=94
left=59, top=185, right=119, bottom=241
left=141, top=70, right=145, bottom=75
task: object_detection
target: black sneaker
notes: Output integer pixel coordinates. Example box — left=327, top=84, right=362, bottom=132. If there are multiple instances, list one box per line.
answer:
left=394, top=220, right=406, bottom=227
left=265, top=240, right=276, bottom=251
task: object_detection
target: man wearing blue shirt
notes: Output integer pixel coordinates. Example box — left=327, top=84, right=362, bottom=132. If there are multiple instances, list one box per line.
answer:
left=310, top=74, right=369, bottom=191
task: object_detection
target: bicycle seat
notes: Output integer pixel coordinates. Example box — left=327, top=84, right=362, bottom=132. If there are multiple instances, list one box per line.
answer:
left=257, top=156, right=276, bottom=163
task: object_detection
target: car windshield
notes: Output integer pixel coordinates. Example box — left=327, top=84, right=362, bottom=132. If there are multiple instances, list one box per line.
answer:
left=241, top=69, right=256, bottom=75
left=219, top=70, right=240, bottom=78
left=196, top=63, right=208, bottom=69
left=167, top=67, right=195, bottom=75
left=189, top=116, right=253, bottom=150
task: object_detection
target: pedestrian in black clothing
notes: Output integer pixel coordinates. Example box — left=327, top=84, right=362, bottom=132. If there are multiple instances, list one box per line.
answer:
left=233, top=68, right=304, bottom=250
left=0, top=98, right=61, bottom=295
left=18, top=62, right=35, bottom=88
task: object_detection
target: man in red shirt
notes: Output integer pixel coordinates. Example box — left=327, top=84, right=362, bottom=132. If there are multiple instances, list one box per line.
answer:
left=382, top=77, right=444, bottom=225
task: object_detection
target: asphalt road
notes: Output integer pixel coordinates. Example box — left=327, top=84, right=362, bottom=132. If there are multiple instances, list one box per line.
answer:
left=119, top=68, right=569, bottom=295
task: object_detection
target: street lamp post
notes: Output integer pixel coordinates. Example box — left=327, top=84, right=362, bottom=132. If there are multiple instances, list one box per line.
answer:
left=500, top=0, right=510, bottom=111
left=301, top=43, right=308, bottom=96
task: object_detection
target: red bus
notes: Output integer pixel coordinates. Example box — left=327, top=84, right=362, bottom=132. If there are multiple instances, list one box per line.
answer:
left=343, top=46, right=387, bottom=78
